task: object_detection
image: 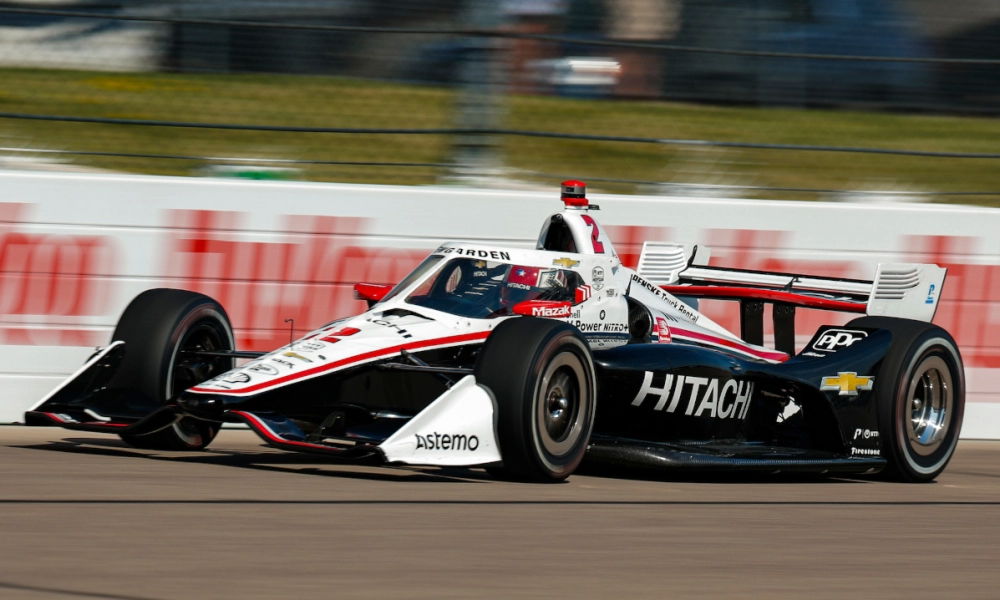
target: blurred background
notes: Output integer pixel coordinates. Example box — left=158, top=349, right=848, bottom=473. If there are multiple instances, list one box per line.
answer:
left=0, top=0, right=998, bottom=203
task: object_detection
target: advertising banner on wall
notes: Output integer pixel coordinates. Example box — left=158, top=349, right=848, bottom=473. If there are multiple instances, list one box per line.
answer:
left=2, top=170, right=998, bottom=436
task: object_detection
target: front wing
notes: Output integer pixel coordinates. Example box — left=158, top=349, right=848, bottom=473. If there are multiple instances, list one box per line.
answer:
left=26, top=344, right=502, bottom=468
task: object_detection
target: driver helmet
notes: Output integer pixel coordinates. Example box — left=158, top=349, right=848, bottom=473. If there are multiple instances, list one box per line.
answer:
left=503, top=266, right=569, bottom=302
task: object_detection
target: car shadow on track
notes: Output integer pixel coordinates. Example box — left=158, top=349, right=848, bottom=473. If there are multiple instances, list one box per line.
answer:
left=575, top=460, right=879, bottom=485
left=13, top=435, right=882, bottom=486
left=14, top=437, right=496, bottom=484
left=0, top=580, right=162, bottom=600
left=11, top=438, right=998, bottom=507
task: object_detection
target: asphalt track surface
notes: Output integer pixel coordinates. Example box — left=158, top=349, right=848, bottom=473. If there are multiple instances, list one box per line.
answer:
left=2, top=427, right=999, bottom=600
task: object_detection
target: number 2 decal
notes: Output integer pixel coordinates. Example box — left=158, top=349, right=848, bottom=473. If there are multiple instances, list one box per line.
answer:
left=580, top=215, right=605, bottom=253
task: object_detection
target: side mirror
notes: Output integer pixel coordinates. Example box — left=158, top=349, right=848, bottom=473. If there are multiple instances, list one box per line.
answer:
left=512, top=300, right=572, bottom=318
left=354, top=283, right=392, bottom=308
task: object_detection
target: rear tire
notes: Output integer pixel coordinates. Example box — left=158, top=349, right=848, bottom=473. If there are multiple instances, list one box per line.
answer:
left=111, top=289, right=235, bottom=450
left=475, top=318, right=596, bottom=481
left=848, top=316, right=965, bottom=482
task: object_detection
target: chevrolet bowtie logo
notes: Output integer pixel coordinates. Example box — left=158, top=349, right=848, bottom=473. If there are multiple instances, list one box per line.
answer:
left=552, top=257, right=580, bottom=268
left=820, top=372, right=874, bottom=396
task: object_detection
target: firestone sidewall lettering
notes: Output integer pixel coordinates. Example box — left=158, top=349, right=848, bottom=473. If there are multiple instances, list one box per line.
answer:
left=414, top=432, right=480, bottom=452
left=631, top=371, right=754, bottom=420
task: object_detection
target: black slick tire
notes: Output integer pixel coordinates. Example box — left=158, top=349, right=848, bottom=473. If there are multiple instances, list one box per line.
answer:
left=475, top=317, right=596, bottom=482
left=848, top=316, right=965, bottom=482
left=111, top=288, right=235, bottom=450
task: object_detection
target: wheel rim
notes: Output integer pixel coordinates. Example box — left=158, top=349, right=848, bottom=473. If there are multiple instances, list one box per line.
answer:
left=170, top=320, right=231, bottom=397
left=544, top=368, right=576, bottom=441
left=168, top=317, right=232, bottom=446
left=535, top=351, right=590, bottom=457
left=170, top=416, right=209, bottom=447
left=904, top=355, right=954, bottom=457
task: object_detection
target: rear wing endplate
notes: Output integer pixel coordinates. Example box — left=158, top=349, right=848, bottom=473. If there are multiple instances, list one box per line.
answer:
left=866, top=263, right=946, bottom=322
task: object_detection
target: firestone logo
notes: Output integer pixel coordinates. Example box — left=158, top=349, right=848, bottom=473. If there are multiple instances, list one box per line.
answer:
left=851, top=447, right=881, bottom=457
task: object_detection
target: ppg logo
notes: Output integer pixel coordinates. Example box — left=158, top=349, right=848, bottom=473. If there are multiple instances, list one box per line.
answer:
left=812, top=329, right=867, bottom=352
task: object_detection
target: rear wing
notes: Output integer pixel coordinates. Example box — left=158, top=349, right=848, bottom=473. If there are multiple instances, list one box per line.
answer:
left=637, top=242, right=946, bottom=352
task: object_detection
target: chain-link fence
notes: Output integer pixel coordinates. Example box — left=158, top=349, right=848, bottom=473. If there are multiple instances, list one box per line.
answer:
left=1, top=0, right=998, bottom=202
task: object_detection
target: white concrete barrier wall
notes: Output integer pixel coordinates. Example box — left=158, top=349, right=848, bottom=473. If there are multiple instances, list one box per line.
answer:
left=2, top=170, right=999, bottom=437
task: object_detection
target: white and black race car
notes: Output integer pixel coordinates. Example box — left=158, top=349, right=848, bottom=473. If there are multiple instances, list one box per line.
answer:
left=26, top=181, right=964, bottom=482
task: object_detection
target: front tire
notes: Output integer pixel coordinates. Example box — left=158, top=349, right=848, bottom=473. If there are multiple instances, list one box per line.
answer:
left=111, top=288, right=235, bottom=450
left=475, top=318, right=596, bottom=481
left=849, top=316, right=965, bottom=482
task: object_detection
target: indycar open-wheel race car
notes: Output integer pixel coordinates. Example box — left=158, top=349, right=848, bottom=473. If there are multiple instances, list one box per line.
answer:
left=27, top=181, right=965, bottom=482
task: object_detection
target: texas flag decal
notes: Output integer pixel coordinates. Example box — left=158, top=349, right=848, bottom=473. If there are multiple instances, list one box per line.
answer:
left=508, top=266, right=541, bottom=288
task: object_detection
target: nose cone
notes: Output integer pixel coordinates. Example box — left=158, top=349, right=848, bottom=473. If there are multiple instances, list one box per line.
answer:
left=177, top=391, right=227, bottom=416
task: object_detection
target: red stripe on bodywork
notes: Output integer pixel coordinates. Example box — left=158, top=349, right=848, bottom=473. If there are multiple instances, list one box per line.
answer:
left=229, top=410, right=340, bottom=451
left=190, top=330, right=490, bottom=395
left=41, top=412, right=67, bottom=424
left=671, top=327, right=789, bottom=363
left=661, top=285, right=867, bottom=313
